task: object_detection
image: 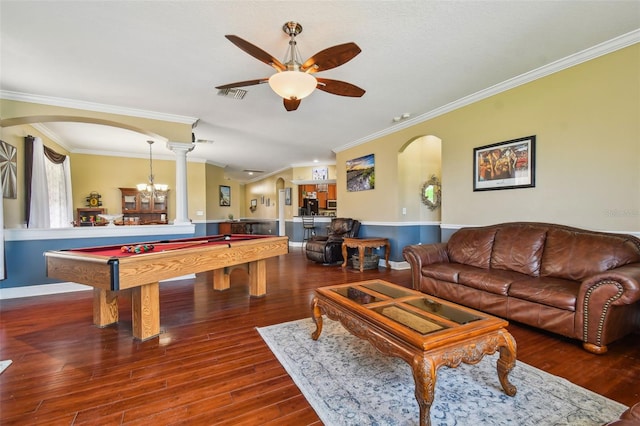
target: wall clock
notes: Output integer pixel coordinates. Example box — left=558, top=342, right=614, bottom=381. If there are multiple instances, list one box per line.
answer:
left=86, top=191, right=102, bottom=207
left=0, top=140, right=17, bottom=199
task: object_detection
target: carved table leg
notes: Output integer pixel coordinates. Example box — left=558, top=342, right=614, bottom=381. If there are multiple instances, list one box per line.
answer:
left=311, top=297, right=323, bottom=340
left=412, top=355, right=436, bottom=426
left=497, top=330, right=518, bottom=396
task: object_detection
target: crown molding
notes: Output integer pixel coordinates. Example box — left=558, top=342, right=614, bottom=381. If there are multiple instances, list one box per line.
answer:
left=0, top=90, right=198, bottom=125
left=334, top=29, right=640, bottom=153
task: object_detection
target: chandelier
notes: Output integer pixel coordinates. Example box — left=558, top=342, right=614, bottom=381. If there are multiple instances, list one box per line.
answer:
left=137, top=140, right=168, bottom=198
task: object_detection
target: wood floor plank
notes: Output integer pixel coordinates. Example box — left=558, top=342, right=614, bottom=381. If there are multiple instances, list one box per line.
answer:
left=1, top=250, right=638, bottom=426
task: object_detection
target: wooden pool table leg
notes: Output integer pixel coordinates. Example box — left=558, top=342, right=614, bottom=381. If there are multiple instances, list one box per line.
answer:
left=249, top=259, right=267, bottom=297
left=213, top=268, right=231, bottom=291
left=213, top=264, right=250, bottom=292
left=131, top=282, right=160, bottom=340
left=93, top=288, right=119, bottom=327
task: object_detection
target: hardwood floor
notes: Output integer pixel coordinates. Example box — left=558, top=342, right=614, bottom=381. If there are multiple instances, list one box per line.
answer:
left=1, top=249, right=639, bottom=425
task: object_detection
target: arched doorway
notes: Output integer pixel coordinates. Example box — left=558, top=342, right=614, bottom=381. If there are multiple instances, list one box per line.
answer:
left=398, top=135, right=442, bottom=222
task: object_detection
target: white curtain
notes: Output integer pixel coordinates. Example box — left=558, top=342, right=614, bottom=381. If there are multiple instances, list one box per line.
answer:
left=45, top=155, right=73, bottom=227
left=29, top=137, right=50, bottom=228
left=28, top=137, right=74, bottom=228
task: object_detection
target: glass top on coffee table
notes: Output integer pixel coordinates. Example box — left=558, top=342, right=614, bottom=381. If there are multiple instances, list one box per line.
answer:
left=324, top=280, right=482, bottom=336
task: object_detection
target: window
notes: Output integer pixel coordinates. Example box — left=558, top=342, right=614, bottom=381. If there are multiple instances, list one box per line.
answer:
left=26, top=136, right=73, bottom=228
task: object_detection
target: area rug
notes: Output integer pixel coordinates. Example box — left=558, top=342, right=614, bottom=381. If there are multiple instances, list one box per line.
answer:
left=257, top=318, right=627, bottom=426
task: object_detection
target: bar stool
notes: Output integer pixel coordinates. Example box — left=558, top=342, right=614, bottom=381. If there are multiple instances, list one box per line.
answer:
left=302, top=216, right=316, bottom=246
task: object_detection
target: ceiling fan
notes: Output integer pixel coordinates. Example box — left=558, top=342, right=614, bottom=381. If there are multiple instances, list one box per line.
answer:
left=216, top=21, right=365, bottom=111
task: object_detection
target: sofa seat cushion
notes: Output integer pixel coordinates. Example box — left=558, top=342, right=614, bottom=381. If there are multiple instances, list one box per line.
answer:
left=421, top=263, right=465, bottom=283
left=508, top=277, right=580, bottom=311
left=457, top=267, right=529, bottom=296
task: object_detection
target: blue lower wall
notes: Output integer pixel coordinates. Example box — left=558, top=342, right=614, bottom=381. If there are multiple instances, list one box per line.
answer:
left=3, top=231, right=194, bottom=289
left=357, top=223, right=441, bottom=261
left=3, top=221, right=441, bottom=288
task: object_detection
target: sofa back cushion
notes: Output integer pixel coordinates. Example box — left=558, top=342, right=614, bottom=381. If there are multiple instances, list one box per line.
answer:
left=491, top=226, right=547, bottom=276
left=447, top=227, right=497, bottom=269
left=540, top=228, right=640, bottom=281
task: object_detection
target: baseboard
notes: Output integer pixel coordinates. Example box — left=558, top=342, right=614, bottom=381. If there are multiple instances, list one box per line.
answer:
left=0, top=274, right=197, bottom=300
left=0, top=282, right=92, bottom=300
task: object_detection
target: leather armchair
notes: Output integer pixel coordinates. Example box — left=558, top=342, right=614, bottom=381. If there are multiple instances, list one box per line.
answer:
left=305, top=218, right=360, bottom=264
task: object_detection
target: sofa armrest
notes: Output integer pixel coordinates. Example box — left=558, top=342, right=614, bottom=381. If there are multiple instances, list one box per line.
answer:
left=577, top=263, right=640, bottom=353
left=403, top=243, right=449, bottom=290
left=606, top=402, right=640, bottom=425
left=579, top=263, right=640, bottom=306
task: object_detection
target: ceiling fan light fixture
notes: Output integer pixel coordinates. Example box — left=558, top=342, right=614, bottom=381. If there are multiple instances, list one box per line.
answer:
left=268, top=70, right=317, bottom=100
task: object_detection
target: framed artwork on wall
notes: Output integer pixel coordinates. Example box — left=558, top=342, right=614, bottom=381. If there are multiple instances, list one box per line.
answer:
left=219, top=185, right=231, bottom=206
left=346, top=153, right=375, bottom=192
left=0, top=140, right=17, bottom=199
left=285, top=187, right=292, bottom=205
left=312, top=167, right=328, bottom=180
left=473, top=135, right=536, bottom=191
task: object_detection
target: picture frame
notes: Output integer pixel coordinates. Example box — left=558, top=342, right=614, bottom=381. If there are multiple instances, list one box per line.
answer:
left=219, top=185, right=231, bottom=206
left=312, top=167, right=328, bottom=180
left=250, top=199, right=257, bottom=207
left=473, top=136, right=536, bottom=191
left=0, top=140, right=17, bottom=199
left=285, top=187, right=292, bottom=205
left=346, top=153, right=375, bottom=192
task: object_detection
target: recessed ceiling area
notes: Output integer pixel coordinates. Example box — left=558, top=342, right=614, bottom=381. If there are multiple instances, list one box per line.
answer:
left=1, top=1, right=638, bottom=182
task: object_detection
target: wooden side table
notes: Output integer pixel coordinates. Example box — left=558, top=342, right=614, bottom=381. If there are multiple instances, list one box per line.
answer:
left=341, top=237, right=391, bottom=272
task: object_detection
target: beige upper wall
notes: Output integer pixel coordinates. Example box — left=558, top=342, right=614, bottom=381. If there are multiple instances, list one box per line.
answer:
left=4, top=45, right=638, bottom=232
left=0, top=100, right=210, bottom=227
left=337, top=44, right=639, bottom=232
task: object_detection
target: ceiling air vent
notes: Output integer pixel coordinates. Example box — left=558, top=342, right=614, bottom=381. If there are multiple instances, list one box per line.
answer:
left=217, top=88, right=247, bottom=99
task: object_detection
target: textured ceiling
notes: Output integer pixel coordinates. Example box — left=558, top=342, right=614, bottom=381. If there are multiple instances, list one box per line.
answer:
left=1, top=1, right=638, bottom=182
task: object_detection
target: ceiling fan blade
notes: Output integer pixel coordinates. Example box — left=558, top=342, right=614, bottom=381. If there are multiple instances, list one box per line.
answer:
left=301, top=42, right=362, bottom=73
left=283, top=98, right=301, bottom=111
left=215, top=78, right=268, bottom=90
left=316, top=78, right=366, bottom=97
left=225, top=35, right=286, bottom=71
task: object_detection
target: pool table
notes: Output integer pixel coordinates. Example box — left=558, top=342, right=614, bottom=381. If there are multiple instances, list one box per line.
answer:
left=45, top=234, right=289, bottom=340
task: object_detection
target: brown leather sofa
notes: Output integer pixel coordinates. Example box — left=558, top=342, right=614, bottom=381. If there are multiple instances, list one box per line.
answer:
left=402, top=222, right=640, bottom=354
left=305, top=218, right=360, bottom=264
left=606, top=402, right=640, bottom=425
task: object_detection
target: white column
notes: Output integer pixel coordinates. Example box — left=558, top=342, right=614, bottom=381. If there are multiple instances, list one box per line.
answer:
left=167, top=141, right=194, bottom=225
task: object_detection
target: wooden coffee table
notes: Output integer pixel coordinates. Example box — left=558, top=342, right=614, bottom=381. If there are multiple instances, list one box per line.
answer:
left=311, top=280, right=517, bottom=426
left=341, top=237, right=390, bottom=271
